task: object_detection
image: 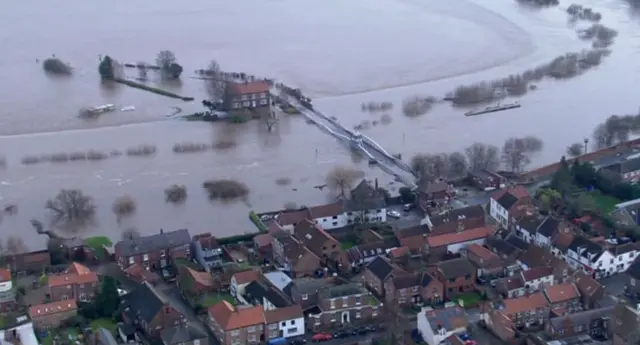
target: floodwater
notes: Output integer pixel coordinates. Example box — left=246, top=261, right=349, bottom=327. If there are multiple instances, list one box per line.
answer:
left=1, top=0, right=639, bottom=248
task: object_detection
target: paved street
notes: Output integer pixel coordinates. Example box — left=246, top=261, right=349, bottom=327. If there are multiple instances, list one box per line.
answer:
left=386, top=205, right=424, bottom=229
left=600, top=274, right=628, bottom=297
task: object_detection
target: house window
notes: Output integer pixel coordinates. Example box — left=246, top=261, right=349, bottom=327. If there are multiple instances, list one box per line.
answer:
left=243, top=101, right=250, bottom=107
left=79, top=294, right=87, bottom=302
left=332, top=222, right=338, bottom=226
left=330, top=299, right=336, bottom=309
left=143, top=254, right=149, bottom=261
left=610, top=259, right=614, bottom=264
left=287, top=327, right=298, bottom=334
left=377, top=209, right=381, bottom=213
left=231, top=330, right=240, bottom=336
left=281, top=322, right=286, bottom=327
left=355, top=295, right=361, bottom=305
left=631, top=278, right=636, bottom=287
left=248, top=335, right=257, bottom=342
left=356, top=312, right=361, bottom=319
left=194, top=340, right=200, bottom=345
left=260, top=99, right=268, bottom=105
left=269, top=323, right=278, bottom=330
left=372, top=311, right=378, bottom=317
left=332, top=216, right=338, bottom=219
left=128, top=257, right=134, bottom=264
left=61, top=295, right=68, bottom=300
left=412, top=286, right=418, bottom=293
left=248, top=326, right=256, bottom=332
left=301, top=294, right=308, bottom=300
left=161, top=250, right=165, bottom=257
left=291, top=320, right=295, bottom=325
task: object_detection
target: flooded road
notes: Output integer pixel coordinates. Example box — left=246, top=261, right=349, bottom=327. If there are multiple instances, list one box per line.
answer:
left=1, top=0, right=639, bottom=248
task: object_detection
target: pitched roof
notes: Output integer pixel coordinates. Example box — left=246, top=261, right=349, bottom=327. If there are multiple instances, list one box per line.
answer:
left=497, top=193, right=519, bottom=210
left=567, top=236, right=605, bottom=262
left=124, top=263, right=160, bottom=282
left=67, top=262, right=92, bottom=275
left=390, top=246, right=410, bottom=258
left=29, top=300, right=78, bottom=318
left=549, top=306, right=614, bottom=332
left=392, top=274, right=420, bottom=289
left=230, top=81, right=270, bottom=95
left=254, top=233, right=274, bottom=248
left=365, top=257, right=394, bottom=281
left=264, top=305, right=303, bottom=324
left=293, top=220, right=338, bottom=257
left=419, top=272, right=437, bottom=287
left=427, top=226, right=492, bottom=248
left=208, top=301, right=265, bottom=331
left=602, top=156, right=640, bottom=175
left=396, top=225, right=429, bottom=239
left=185, top=267, right=214, bottom=287
left=485, top=237, right=520, bottom=258
left=122, top=281, right=169, bottom=323
left=308, top=203, right=343, bottom=219
left=48, top=270, right=99, bottom=287
left=544, top=283, right=580, bottom=303
left=194, top=233, right=221, bottom=251
left=574, top=272, right=603, bottom=297
left=115, top=229, right=191, bottom=257
left=519, top=245, right=570, bottom=271
left=424, top=306, right=467, bottom=331
left=500, top=276, right=525, bottom=291
left=429, top=205, right=485, bottom=227
left=521, top=267, right=553, bottom=282
left=437, top=258, right=476, bottom=279
left=516, top=214, right=546, bottom=234
left=538, top=218, right=561, bottom=237
left=503, top=292, right=548, bottom=315
left=0, top=268, right=10, bottom=282
left=244, top=281, right=291, bottom=308
left=160, top=324, right=207, bottom=345
left=419, top=180, right=449, bottom=194
left=275, top=209, right=310, bottom=226
left=467, top=244, right=499, bottom=261
left=232, top=270, right=261, bottom=285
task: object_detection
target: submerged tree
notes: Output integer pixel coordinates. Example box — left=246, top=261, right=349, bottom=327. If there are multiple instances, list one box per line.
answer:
left=501, top=136, right=544, bottom=172
left=98, top=56, right=115, bottom=79
left=156, top=50, right=183, bottom=79
left=46, top=189, right=96, bottom=222
left=326, top=166, right=364, bottom=198
left=205, top=59, right=228, bottom=100
left=43, top=58, right=73, bottom=75
left=566, top=142, right=585, bottom=157
left=464, top=142, right=500, bottom=172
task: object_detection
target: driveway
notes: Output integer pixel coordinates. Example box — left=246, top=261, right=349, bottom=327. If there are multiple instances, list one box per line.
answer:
left=158, top=283, right=208, bottom=334
left=386, top=205, right=424, bottom=229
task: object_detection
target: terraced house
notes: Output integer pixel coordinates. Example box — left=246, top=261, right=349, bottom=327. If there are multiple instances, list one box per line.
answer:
left=208, top=302, right=265, bottom=345
left=307, top=283, right=379, bottom=330
left=48, top=262, right=99, bottom=302
left=115, top=229, right=192, bottom=271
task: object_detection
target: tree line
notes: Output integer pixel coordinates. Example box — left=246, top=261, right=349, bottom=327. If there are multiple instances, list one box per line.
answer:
left=99, top=50, right=184, bottom=80
left=409, top=136, right=544, bottom=181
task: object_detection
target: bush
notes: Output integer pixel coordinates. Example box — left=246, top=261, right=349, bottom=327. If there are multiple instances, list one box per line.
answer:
left=21, top=155, right=40, bottom=165
left=213, top=140, right=237, bottom=150
left=249, top=211, right=268, bottom=232
left=203, top=179, right=249, bottom=200
left=43, top=58, right=73, bottom=75
left=173, top=142, right=210, bottom=154
left=86, top=150, right=108, bottom=161
left=113, top=196, right=136, bottom=216
left=126, top=145, right=157, bottom=157
left=69, top=152, right=87, bottom=161
left=402, top=96, right=437, bottom=117
left=165, top=184, right=187, bottom=204
left=49, top=153, right=70, bottom=163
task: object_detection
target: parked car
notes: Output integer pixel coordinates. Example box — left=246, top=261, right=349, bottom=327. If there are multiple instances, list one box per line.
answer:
left=289, top=339, right=307, bottom=345
left=403, top=203, right=415, bottom=212
left=333, top=330, right=351, bottom=339
left=354, top=327, right=369, bottom=335
left=476, top=277, right=487, bottom=285
left=386, top=210, right=401, bottom=219
left=311, top=333, right=333, bottom=342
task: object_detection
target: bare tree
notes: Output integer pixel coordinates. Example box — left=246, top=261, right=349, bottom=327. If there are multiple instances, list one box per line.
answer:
left=137, top=61, right=148, bottom=81
left=326, top=166, right=364, bottom=198
left=205, top=60, right=227, bottom=101
left=46, top=189, right=96, bottom=222
left=447, top=152, right=469, bottom=179
left=112, top=196, right=136, bottom=217
left=5, top=236, right=27, bottom=255
left=262, top=109, right=279, bottom=132
left=566, top=142, right=585, bottom=157
left=121, top=227, right=141, bottom=241
left=465, top=143, right=500, bottom=172
left=411, top=154, right=451, bottom=181
left=501, top=136, right=544, bottom=172
left=156, top=50, right=183, bottom=79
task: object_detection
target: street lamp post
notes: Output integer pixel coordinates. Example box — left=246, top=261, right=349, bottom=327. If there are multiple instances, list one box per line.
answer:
left=583, top=138, right=589, bottom=155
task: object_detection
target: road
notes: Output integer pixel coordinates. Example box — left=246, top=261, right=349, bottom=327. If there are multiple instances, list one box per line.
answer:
left=288, top=100, right=417, bottom=189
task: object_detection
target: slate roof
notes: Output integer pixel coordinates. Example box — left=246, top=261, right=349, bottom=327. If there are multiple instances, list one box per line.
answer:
left=429, top=205, right=485, bottom=227
left=516, top=214, right=546, bottom=234
left=293, top=220, right=337, bottom=257
left=293, top=278, right=331, bottom=295
left=244, top=281, right=292, bottom=308
left=497, top=193, right=519, bottom=210
left=392, top=274, right=419, bottom=290
left=567, top=236, right=605, bottom=262
left=319, top=283, right=367, bottom=300
left=121, top=281, right=168, bottom=324
left=115, top=229, right=191, bottom=257
left=485, top=237, right=520, bottom=257
left=424, top=306, right=467, bottom=331
left=437, top=258, right=475, bottom=279
left=419, top=272, right=436, bottom=287
left=537, top=218, right=560, bottom=238
left=549, top=306, right=614, bottom=331
left=396, top=225, right=429, bottom=239
left=160, top=324, right=207, bottom=345
left=612, top=303, right=640, bottom=340
left=366, top=257, right=394, bottom=281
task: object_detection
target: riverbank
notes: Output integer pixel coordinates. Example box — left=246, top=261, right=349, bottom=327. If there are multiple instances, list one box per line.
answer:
left=113, top=78, right=194, bottom=101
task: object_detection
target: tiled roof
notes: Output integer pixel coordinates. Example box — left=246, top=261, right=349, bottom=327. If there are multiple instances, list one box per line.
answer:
left=365, top=257, right=394, bottom=281
left=429, top=205, right=485, bottom=227
left=232, top=269, right=261, bottom=285
left=503, top=292, right=548, bottom=316
left=390, top=246, right=410, bottom=258
left=230, top=81, right=270, bottom=95
left=115, top=229, right=191, bottom=257
left=293, top=220, right=338, bottom=257
left=392, top=274, right=419, bottom=289
left=253, top=233, right=273, bottom=248
left=275, top=209, right=309, bottom=226
left=521, top=267, right=553, bottom=282
left=67, top=262, right=92, bottom=275
left=574, top=272, right=603, bottom=297
left=185, top=267, right=214, bottom=287
left=543, top=283, right=580, bottom=303
left=48, top=271, right=98, bottom=287
left=501, top=277, right=525, bottom=291
left=264, top=305, right=303, bottom=324
left=208, top=301, right=265, bottom=331
left=308, top=203, right=343, bottom=219
left=0, top=268, right=10, bottom=282
left=437, top=258, right=476, bottom=279
left=427, top=227, right=492, bottom=248
left=29, top=300, right=77, bottom=318
left=467, top=244, right=499, bottom=261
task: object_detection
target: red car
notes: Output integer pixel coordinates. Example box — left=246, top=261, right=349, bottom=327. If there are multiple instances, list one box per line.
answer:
left=311, top=333, right=333, bottom=342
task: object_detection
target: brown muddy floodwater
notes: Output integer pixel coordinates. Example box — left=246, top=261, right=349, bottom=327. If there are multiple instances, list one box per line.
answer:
left=1, top=0, right=640, bottom=248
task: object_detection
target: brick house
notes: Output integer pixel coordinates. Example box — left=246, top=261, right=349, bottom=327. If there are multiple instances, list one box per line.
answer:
left=434, top=258, right=477, bottom=300
left=489, top=186, right=532, bottom=229
left=271, top=231, right=321, bottom=278
left=573, top=272, right=604, bottom=308
left=545, top=306, right=612, bottom=339
left=178, top=266, right=215, bottom=296
left=226, top=81, right=271, bottom=111
left=115, top=229, right=192, bottom=271
left=500, top=292, right=550, bottom=328
left=518, top=245, right=572, bottom=284
left=29, top=300, right=78, bottom=331
left=521, top=266, right=555, bottom=292
left=466, top=243, right=504, bottom=277
left=121, top=281, right=184, bottom=338
left=384, top=272, right=443, bottom=307
left=612, top=303, right=640, bottom=345
left=207, top=302, right=265, bottom=345
left=48, top=262, right=99, bottom=302
left=426, top=205, right=486, bottom=235
left=308, top=283, right=379, bottom=331
left=289, top=278, right=334, bottom=311
left=363, top=257, right=403, bottom=297
left=293, top=220, right=346, bottom=270
left=4, top=249, right=51, bottom=274
left=395, top=225, right=429, bottom=253
left=426, top=227, right=493, bottom=259
left=417, top=180, right=455, bottom=211
left=543, top=283, right=582, bottom=316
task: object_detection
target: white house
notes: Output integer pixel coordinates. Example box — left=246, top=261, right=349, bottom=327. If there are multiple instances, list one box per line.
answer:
left=230, top=270, right=260, bottom=298
left=520, top=267, right=554, bottom=292
left=565, top=237, right=614, bottom=278
left=417, top=305, right=468, bottom=345
left=489, top=186, right=531, bottom=229
left=343, top=180, right=387, bottom=225
left=515, top=214, right=546, bottom=244
left=192, top=234, right=223, bottom=271
left=608, top=241, right=638, bottom=273
left=0, top=314, right=38, bottom=345
left=265, top=305, right=305, bottom=339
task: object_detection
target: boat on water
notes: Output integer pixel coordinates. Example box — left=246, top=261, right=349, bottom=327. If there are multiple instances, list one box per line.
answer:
left=85, top=104, right=116, bottom=114
left=464, top=102, right=521, bottom=117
